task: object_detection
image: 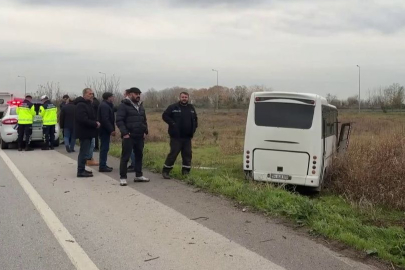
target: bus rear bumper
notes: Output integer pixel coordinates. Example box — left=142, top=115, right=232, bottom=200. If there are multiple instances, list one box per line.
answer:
left=252, top=172, right=321, bottom=187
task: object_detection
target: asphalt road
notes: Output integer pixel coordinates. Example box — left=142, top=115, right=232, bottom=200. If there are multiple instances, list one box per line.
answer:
left=0, top=147, right=384, bottom=270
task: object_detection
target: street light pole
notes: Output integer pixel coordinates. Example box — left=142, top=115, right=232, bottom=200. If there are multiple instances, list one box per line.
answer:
left=18, top=75, right=27, bottom=96
left=212, top=69, right=219, bottom=110
left=356, top=65, right=360, bottom=113
left=99, top=72, right=107, bottom=92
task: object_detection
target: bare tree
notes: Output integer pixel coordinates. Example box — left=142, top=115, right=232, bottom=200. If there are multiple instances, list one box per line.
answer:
left=85, top=75, right=121, bottom=101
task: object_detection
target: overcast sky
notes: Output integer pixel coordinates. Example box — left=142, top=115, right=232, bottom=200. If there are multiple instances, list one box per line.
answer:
left=1, top=0, right=405, bottom=98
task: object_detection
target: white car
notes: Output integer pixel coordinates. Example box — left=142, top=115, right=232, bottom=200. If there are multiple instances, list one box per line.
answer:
left=0, top=102, right=60, bottom=149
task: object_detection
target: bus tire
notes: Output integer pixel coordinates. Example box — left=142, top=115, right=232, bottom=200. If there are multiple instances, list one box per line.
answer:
left=314, top=167, right=328, bottom=192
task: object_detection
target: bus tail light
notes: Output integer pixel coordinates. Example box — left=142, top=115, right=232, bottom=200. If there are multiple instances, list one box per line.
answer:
left=312, top=170, right=316, bottom=174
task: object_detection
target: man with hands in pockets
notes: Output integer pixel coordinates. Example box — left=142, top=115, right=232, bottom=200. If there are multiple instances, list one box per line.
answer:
left=116, top=87, right=150, bottom=186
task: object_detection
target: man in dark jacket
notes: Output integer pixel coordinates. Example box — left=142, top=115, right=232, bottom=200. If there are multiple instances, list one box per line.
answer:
left=75, top=88, right=100, bottom=178
left=60, top=98, right=76, bottom=153
left=116, top=87, right=149, bottom=186
left=97, top=92, right=115, bottom=173
left=162, top=92, right=198, bottom=179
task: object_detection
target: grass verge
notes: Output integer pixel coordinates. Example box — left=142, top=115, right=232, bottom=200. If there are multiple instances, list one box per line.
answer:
left=110, top=141, right=405, bottom=268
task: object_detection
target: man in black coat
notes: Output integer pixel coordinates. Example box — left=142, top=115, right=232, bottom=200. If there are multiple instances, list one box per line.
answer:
left=116, top=87, right=149, bottom=186
left=59, top=98, right=76, bottom=153
left=162, top=92, right=198, bottom=179
left=97, top=92, right=116, bottom=173
left=75, top=88, right=100, bottom=178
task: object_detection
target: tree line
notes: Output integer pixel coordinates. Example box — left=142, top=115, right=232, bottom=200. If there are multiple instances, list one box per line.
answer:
left=29, top=76, right=404, bottom=112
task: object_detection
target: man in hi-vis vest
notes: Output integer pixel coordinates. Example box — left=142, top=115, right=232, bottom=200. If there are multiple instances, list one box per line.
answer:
left=39, top=95, right=58, bottom=150
left=16, top=95, right=36, bottom=151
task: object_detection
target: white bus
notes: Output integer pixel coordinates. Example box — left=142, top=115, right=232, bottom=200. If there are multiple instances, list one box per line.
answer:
left=243, top=91, right=351, bottom=191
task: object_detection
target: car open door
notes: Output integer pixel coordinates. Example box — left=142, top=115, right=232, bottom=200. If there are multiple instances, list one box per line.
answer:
left=337, top=123, right=352, bottom=155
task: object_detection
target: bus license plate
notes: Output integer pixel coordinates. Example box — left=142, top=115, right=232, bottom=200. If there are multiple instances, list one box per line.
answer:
left=270, top=174, right=291, bottom=180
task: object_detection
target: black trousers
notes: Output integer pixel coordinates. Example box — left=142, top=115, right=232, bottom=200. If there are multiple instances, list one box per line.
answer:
left=78, top=138, right=92, bottom=173
left=163, top=137, right=192, bottom=173
left=17, top=124, right=32, bottom=147
left=94, top=131, right=99, bottom=150
left=120, top=137, right=144, bottom=179
left=42, top=125, right=55, bottom=147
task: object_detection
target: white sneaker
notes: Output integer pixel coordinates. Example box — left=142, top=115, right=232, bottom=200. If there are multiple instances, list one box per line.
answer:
left=120, top=179, right=127, bottom=186
left=134, top=176, right=150, bottom=182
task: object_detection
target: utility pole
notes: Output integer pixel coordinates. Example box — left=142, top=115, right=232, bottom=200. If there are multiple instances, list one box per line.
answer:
left=18, top=75, right=26, bottom=96
left=99, top=72, right=107, bottom=92
left=212, top=69, right=219, bottom=110
left=356, top=65, right=360, bottom=113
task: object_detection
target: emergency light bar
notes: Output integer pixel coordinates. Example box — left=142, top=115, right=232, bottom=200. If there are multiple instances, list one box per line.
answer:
left=7, top=100, right=22, bottom=106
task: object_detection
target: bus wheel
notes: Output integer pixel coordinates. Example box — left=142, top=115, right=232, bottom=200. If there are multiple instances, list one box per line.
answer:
left=314, top=167, right=327, bottom=192
left=244, top=170, right=253, bottom=182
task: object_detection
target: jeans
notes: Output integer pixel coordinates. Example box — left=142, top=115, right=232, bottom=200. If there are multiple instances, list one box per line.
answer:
left=78, top=138, right=92, bottom=173
left=63, top=128, right=76, bottom=151
left=163, top=137, right=192, bottom=173
left=99, top=131, right=111, bottom=169
left=42, top=125, right=56, bottom=147
left=87, top=138, right=95, bottom=160
left=120, top=137, right=144, bottom=179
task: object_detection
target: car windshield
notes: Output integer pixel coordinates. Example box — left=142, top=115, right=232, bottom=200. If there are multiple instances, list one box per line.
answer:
left=255, top=102, right=315, bottom=129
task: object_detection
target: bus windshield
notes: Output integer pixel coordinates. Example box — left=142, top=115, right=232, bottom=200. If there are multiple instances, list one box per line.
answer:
left=255, top=102, right=315, bottom=129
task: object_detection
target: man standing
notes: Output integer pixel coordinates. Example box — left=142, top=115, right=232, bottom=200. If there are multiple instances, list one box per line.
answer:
left=60, top=94, right=69, bottom=109
left=98, top=92, right=115, bottom=172
left=39, top=95, right=58, bottom=150
left=162, top=92, right=198, bottom=179
left=60, top=94, right=70, bottom=145
left=116, top=87, right=149, bottom=186
left=60, top=98, right=76, bottom=153
left=75, top=88, right=100, bottom=178
left=16, top=95, right=36, bottom=151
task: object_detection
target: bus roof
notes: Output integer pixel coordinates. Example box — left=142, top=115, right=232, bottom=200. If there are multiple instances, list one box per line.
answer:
left=252, top=91, right=335, bottom=108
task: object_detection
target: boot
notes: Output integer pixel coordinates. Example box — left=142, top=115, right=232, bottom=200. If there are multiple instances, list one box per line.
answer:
left=18, top=143, right=22, bottom=151
left=86, top=159, right=99, bottom=166
left=25, top=144, right=34, bottom=151
left=65, top=145, right=71, bottom=153
left=162, top=167, right=171, bottom=179
left=42, top=142, right=50, bottom=150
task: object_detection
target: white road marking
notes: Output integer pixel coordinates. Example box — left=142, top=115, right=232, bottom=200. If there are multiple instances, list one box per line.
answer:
left=0, top=150, right=100, bottom=270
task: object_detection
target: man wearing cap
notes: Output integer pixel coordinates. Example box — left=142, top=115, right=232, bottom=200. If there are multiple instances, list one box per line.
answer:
left=39, top=95, right=58, bottom=150
left=16, top=95, right=36, bottom=151
left=116, top=87, right=149, bottom=186
left=97, top=92, right=116, bottom=172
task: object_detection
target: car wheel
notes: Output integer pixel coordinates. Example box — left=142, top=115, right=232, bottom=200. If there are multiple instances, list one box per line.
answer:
left=1, top=138, right=9, bottom=150
left=53, top=139, right=60, bottom=147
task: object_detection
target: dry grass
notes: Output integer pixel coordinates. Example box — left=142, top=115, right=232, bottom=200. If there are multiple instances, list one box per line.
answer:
left=329, top=113, right=405, bottom=211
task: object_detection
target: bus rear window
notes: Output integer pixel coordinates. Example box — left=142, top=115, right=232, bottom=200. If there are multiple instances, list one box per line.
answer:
left=255, top=102, right=315, bottom=129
